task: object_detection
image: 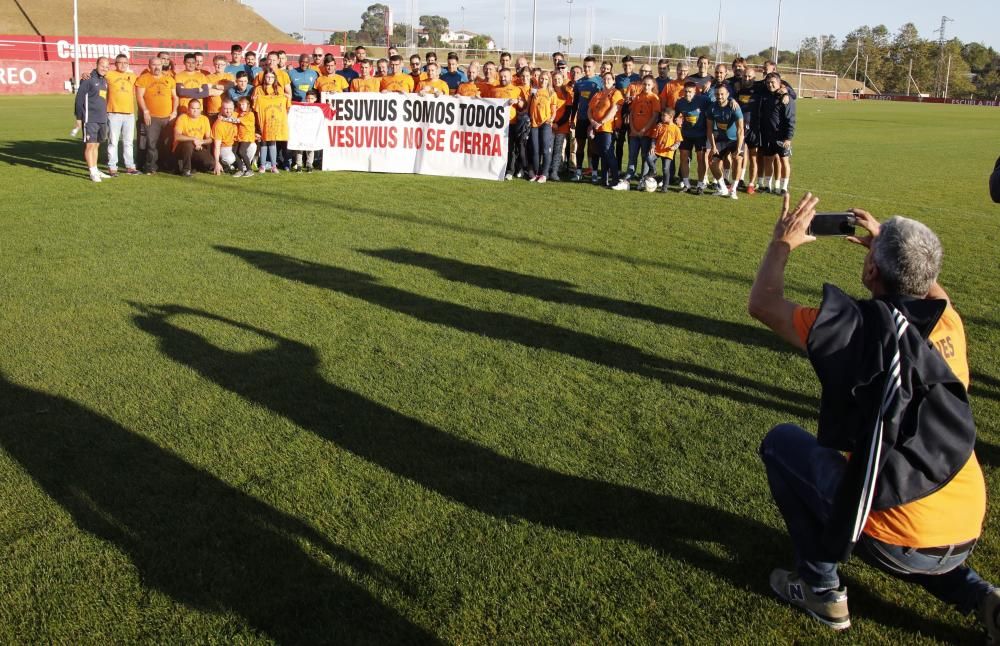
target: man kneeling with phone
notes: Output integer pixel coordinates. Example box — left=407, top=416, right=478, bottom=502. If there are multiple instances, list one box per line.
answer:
left=748, top=193, right=999, bottom=638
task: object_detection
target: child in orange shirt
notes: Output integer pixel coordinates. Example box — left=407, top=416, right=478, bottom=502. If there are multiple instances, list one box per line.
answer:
left=234, top=95, right=258, bottom=176
left=528, top=71, right=557, bottom=183
left=647, top=108, right=683, bottom=192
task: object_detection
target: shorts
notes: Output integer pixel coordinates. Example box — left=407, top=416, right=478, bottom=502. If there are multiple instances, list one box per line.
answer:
left=761, top=140, right=793, bottom=157
left=744, top=128, right=761, bottom=149
left=679, top=136, right=707, bottom=152
left=84, top=121, right=109, bottom=144
left=712, top=139, right=744, bottom=159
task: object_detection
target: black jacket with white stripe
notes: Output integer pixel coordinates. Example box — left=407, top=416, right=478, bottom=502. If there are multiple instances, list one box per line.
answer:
left=806, top=285, right=976, bottom=561
left=74, top=68, right=108, bottom=125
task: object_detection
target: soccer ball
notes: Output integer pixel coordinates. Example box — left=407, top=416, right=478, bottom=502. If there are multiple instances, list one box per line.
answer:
left=642, top=176, right=658, bottom=192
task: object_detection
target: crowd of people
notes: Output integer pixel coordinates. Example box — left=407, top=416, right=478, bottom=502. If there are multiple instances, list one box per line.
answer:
left=74, top=44, right=796, bottom=195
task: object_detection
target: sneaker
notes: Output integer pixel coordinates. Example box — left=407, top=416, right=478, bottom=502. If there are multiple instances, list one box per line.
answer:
left=591, top=173, right=600, bottom=184
left=89, top=172, right=102, bottom=183
left=678, top=184, right=690, bottom=193
left=610, top=179, right=629, bottom=191
left=622, top=170, right=635, bottom=181
left=775, top=188, right=786, bottom=196
left=769, top=569, right=850, bottom=631
left=747, top=184, right=757, bottom=195
left=537, top=176, right=547, bottom=184
left=504, top=173, right=514, bottom=181
left=97, top=170, right=113, bottom=179
left=738, top=179, right=747, bottom=190
left=730, top=188, right=739, bottom=200
left=290, top=164, right=301, bottom=173
left=571, top=170, right=582, bottom=182
left=547, top=175, right=560, bottom=182
left=125, top=167, right=140, bottom=175
left=715, top=187, right=730, bottom=197
left=181, top=170, right=192, bottom=178
left=978, top=588, right=1000, bottom=643
left=106, top=170, right=119, bottom=178
left=270, top=166, right=280, bottom=174
left=258, top=168, right=267, bottom=175
left=692, top=186, right=704, bottom=195
left=528, top=175, right=538, bottom=182
left=304, top=166, right=313, bottom=173
left=660, top=184, right=669, bottom=193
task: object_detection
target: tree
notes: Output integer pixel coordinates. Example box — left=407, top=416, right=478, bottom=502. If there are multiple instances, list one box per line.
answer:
left=359, top=3, right=390, bottom=45
left=590, top=44, right=603, bottom=56
left=288, top=32, right=304, bottom=43
left=419, top=15, right=449, bottom=47
left=391, top=23, right=410, bottom=46
left=329, top=30, right=359, bottom=46
left=556, top=36, right=573, bottom=48
left=962, top=42, right=996, bottom=73
left=663, top=43, right=686, bottom=59
left=689, top=45, right=710, bottom=58
left=468, top=35, right=492, bottom=52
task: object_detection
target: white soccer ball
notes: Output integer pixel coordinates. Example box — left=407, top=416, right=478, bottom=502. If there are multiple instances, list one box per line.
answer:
left=642, top=176, right=658, bottom=192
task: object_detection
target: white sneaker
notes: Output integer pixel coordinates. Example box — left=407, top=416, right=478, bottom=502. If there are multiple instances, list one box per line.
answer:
left=715, top=187, right=730, bottom=197
left=504, top=173, right=514, bottom=181
left=97, top=170, right=112, bottom=179
left=89, top=172, right=102, bottom=183
left=730, top=188, right=739, bottom=200
left=611, top=180, right=629, bottom=191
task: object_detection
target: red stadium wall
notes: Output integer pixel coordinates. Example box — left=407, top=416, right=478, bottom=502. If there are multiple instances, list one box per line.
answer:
left=0, top=34, right=343, bottom=94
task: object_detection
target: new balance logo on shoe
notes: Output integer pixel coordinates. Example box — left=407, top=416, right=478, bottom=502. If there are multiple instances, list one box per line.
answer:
left=788, top=583, right=805, bottom=601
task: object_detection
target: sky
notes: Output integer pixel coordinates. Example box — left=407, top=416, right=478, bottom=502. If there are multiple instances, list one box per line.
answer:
left=245, top=0, right=998, bottom=56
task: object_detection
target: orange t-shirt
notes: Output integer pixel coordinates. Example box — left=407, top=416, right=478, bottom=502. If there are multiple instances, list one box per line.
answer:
left=475, top=79, right=495, bottom=96
left=650, top=122, right=683, bottom=158
left=380, top=73, right=415, bottom=93
left=792, top=304, right=985, bottom=547
left=105, top=69, right=137, bottom=113
left=417, top=78, right=450, bottom=95
left=660, top=79, right=686, bottom=110
left=456, top=81, right=481, bottom=97
left=174, top=70, right=208, bottom=114
left=350, top=77, right=381, bottom=93
left=629, top=92, right=661, bottom=134
left=529, top=87, right=556, bottom=128
left=252, top=87, right=290, bottom=141
left=316, top=74, right=349, bottom=93
left=553, top=85, right=574, bottom=135
left=204, top=72, right=235, bottom=114
left=235, top=110, right=256, bottom=143
left=409, top=71, right=428, bottom=88
left=172, top=113, right=211, bottom=151
left=211, top=117, right=238, bottom=147
left=488, top=84, right=523, bottom=122
left=135, top=73, right=176, bottom=119
left=623, top=81, right=644, bottom=104
left=589, top=89, right=624, bottom=133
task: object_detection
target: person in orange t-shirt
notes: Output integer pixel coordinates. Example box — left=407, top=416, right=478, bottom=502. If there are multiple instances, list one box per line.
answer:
left=204, top=55, right=235, bottom=120
left=211, top=96, right=239, bottom=174
left=646, top=108, right=682, bottom=190
left=172, top=98, right=213, bottom=175
left=174, top=53, right=209, bottom=115
left=750, top=198, right=999, bottom=637
left=587, top=72, right=627, bottom=189
left=231, top=95, right=257, bottom=175
left=252, top=71, right=291, bottom=172
left=349, top=59, right=380, bottom=93
left=549, top=70, right=573, bottom=179
left=488, top=68, right=526, bottom=180
left=416, top=62, right=449, bottom=97
left=408, top=54, right=428, bottom=90
left=104, top=53, right=138, bottom=175
left=625, top=75, right=660, bottom=181
left=659, top=60, right=689, bottom=111
left=315, top=60, right=349, bottom=94
left=380, top=55, right=415, bottom=94
left=528, top=71, right=557, bottom=182
left=456, top=61, right=482, bottom=97
left=135, top=56, right=178, bottom=175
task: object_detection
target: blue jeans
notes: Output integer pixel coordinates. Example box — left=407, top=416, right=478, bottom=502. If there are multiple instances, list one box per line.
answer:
left=530, top=124, right=553, bottom=178
left=627, top=135, right=653, bottom=177
left=259, top=142, right=278, bottom=170
left=760, top=423, right=993, bottom=614
left=551, top=132, right=566, bottom=176
left=594, top=132, right=619, bottom=184
left=107, top=112, right=135, bottom=171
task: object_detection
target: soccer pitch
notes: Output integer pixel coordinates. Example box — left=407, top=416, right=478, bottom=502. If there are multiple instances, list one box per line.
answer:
left=1, top=95, right=998, bottom=644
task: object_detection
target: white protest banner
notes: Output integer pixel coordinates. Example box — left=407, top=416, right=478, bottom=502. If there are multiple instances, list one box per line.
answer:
left=286, top=103, right=330, bottom=151
left=315, top=92, right=509, bottom=180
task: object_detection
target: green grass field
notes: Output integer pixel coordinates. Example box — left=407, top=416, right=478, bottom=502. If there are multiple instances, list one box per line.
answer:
left=1, top=94, right=999, bottom=644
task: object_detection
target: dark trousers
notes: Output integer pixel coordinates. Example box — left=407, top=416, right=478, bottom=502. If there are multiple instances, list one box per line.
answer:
left=175, top=141, right=215, bottom=174
left=594, top=132, right=619, bottom=184
left=234, top=142, right=254, bottom=172
left=574, top=120, right=595, bottom=170
left=614, top=124, right=629, bottom=168
left=530, top=124, right=553, bottom=178
left=142, top=117, right=170, bottom=173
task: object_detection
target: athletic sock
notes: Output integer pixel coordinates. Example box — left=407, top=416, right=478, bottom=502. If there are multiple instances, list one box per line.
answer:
left=810, top=585, right=834, bottom=595
left=781, top=177, right=789, bottom=191
left=766, top=176, right=774, bottom=190
left=88, top=166, right=98, bottom=174
left=718, top=179, right=728, bottom=192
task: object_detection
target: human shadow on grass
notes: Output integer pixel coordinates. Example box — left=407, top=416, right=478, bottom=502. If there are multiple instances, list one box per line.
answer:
left=0, top=372, right=434, bottom=645
left=0, top=139, right=84, bottom=179
left=359, top=247, right=795, bottom=356
left=214, top=246, right=814, bottom=417
left=129, top=304, right=976, bottom=643
left=971, top=372, right=1000, bottom=404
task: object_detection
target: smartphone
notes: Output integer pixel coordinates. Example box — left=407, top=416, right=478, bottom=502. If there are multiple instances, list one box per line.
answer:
left=809, top=212, right=857, bottom=236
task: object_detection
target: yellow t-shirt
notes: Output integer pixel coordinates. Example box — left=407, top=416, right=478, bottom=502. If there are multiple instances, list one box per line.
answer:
left=236, top=110, right=256, bottom=143
left=529, top=88, right=556, bottom=128
left=650, top=122, right=683, bottom=158
left=253, top=87, right=290, bottom=141
left=135, top=73, right=176, bottom=119
left=488, top=84, right=523, bottom=122
left=254, top=69, right=291, bottom=88
left=380, top=73, right=415, bottom=93
left=316, top=74, right=349, bottom=93
left=456, top=81, right=481, bottom=97
left=553, top=85, right=574, bottom=135
left=630, top=93, right=661, bottom=134
left=793, top=304, right=985, bottom=547
left=172, top=113, right=211, bottom=150
left=174, top=70, right=208, bottom=114
left=212, top=117, right=238, bottom=147
left=350, top=77, right=381, bottom=93
left=105, top=69, right=137, bottom=114
left=204, top=72, right=235, bottom=114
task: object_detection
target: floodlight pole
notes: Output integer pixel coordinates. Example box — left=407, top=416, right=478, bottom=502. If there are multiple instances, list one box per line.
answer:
left=531, top=0, right=537, bottom=64
left=566, top=0, right=573, bottom=56
left=714, top=0, right=722, bottom=63
left=73, top=0, right=80, bottom=89
left=944, top=54, right=952, bottom=98
left=771, top=0, right=783, bottom=63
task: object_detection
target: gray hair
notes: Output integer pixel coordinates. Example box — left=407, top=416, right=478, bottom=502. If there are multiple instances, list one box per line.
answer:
left=871, top=216, right=942, bottom=297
